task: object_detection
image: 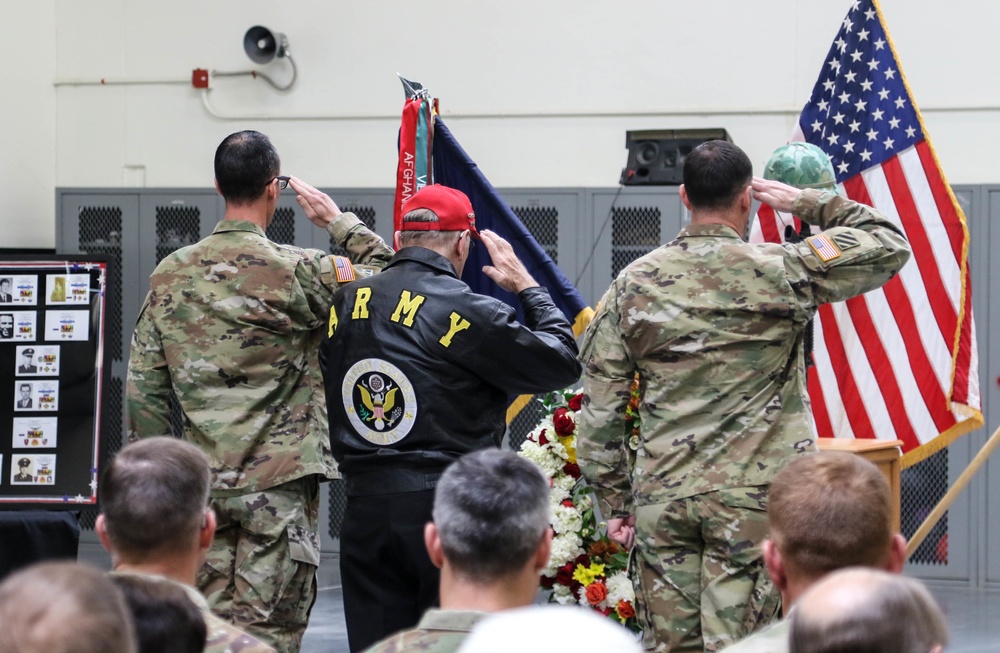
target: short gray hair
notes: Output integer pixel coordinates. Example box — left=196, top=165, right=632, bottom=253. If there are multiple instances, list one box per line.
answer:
left=399, top=207, right=461, bottom=249
left=99, top=437, right=211, bottom=561
left=790, top=568, right=947, bottom=653
left=433, top=450, right=549, bottom=582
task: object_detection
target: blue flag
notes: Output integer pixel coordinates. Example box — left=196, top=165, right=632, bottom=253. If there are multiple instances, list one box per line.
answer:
left=431, top=118, right=594, bottom=338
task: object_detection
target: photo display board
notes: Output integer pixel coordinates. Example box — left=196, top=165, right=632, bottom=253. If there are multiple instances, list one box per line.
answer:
left=0, top=258, right=109, bottom=507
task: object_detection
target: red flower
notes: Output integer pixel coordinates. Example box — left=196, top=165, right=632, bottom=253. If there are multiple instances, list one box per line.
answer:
left=538, top=429, right=549, bottom=446
left=585, top=581, right=608, bottom=606
left=568, top=393, right=583, bottom=411
left=555, top=563, right=574, bottom=586
left=553, top=408, right=575, bottom=436
left=616, top=600, right=636, bottom=620
left=574, top=554, right=591, bottom=568
left=562, top=462, right=581, bottom=479
left=540, top=574, right=555, bottom=589
left=561, top=498, right=575, bottom=508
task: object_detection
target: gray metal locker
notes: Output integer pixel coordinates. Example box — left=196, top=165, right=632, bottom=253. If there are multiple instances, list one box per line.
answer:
left=138, top=192, right=221, bottom=280
left=56, top=192, right=141, bottom=529
left=587, top=187, right=685, bottom=308
left=980, top=187, right=1000, bottom=586
left=900, top=186, right=979, bottom=582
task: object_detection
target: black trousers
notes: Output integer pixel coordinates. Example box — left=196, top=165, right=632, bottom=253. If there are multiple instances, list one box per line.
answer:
left=340, top=489, right=440, bottom=653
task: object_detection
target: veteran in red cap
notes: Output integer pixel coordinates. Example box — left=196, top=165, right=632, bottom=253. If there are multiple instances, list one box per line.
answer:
left=321, top=184, right=583, bottom=652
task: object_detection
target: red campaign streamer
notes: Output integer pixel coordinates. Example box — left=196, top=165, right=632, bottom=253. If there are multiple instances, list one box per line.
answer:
left=394, top=99, right=422, bottom=233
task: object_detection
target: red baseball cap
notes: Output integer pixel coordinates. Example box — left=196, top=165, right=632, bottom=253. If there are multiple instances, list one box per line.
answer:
left=400, top=185, right=479, bottom=238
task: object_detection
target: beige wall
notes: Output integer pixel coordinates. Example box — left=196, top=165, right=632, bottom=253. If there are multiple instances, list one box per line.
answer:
left=4, top=0, right=999, bottom=248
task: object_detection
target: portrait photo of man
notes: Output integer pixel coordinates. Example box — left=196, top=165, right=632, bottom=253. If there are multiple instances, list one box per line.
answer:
left=16, top=383, right=33, bottom=409
left=18, top=348, right=38, bottom=375
left=0, top=313, right=13, bottom=339
left=13, top=458, right=33, bottom=483
left=0, top=278, right=12, bottom=303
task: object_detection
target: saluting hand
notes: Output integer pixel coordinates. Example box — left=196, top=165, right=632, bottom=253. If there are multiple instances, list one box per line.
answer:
left=287, top=176, right=343, bottom=228
left=751, top=176, right=802, bottom=214
left=479, top=230, right=538, bottom=294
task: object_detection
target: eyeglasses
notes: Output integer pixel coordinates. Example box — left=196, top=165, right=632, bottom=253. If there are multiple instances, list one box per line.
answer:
left=270, top=176, right=290, bottom=190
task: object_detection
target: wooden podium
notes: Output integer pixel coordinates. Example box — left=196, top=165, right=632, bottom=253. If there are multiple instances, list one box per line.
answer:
left=817, top=438, right=903, bottom=533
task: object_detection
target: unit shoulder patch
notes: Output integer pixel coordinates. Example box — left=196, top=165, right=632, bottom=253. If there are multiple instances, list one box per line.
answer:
left=831, top=232, right=860, bottom=251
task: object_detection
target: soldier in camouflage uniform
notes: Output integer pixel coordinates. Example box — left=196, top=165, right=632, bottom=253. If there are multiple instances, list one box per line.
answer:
left=126, top=130, right=393, bottom=653
left=577, top=140, right=911, bottom=652
left=363, top=450, right=552, bottom=653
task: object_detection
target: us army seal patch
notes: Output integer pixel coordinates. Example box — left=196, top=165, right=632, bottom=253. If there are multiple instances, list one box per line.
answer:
left=342, top=358, right=417, bottom=445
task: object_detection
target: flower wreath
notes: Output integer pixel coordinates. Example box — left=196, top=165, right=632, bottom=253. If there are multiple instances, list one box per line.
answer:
left=517, top=385, right=642, bottom=633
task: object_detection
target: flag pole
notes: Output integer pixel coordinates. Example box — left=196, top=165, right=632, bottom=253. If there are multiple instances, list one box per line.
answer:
left=905, top=423, right=1000, bottom=558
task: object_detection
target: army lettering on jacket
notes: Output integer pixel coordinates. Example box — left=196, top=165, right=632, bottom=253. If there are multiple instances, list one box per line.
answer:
left=323, top=247, right=582, bottom=477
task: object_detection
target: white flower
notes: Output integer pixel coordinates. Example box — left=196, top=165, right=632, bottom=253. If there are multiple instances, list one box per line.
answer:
left=545, top=531, right=584, bottom=574
left=553, top=474, right=577, bottom=493
left=518, top=440, right=561, bottom=477
left=606, top=571, right=635, bottom=605
left=551, top=503, right=583, bottom=536
left=552, top=585, right=576, bottom=605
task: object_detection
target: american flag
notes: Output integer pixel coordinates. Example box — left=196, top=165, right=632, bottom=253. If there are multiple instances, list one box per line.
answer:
left=750, top=0, right=983, bottom=466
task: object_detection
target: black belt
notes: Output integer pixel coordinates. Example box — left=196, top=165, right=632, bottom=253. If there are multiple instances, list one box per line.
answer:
left=345, top=469, right=443, bottom=497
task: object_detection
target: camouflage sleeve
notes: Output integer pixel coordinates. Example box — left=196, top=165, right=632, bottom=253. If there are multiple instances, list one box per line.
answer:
left=786, top=189, right=912, bottom=305
left=125, top=296, right=174, bottom=440
left=577, top=283, right=636, bottom=518
left=293, top=212, right=395, bottom=326
left=326, top=211, right=394, bottom=274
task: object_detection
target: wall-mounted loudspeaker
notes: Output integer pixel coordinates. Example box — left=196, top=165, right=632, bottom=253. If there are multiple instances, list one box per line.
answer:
left=243, top=25, right=289, bottom=64
left=620, top=128, right=733, bottom=186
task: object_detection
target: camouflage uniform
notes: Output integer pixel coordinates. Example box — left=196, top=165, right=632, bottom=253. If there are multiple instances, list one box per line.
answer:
left=126, top=215, right=393, bottom=653
left=721, top=618, right=789, bottom=653
left=362, top=610, right=486, bottom=653
left=110, top=572, right=276, bottom=653
left=578, top=189, right=910, bottom=652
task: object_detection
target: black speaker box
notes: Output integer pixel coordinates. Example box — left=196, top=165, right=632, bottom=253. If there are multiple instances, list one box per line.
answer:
left=620, top=128, right=733, bottom=186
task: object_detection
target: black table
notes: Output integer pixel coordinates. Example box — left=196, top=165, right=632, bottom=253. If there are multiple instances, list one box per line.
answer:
left=0, top=511, right=80, bottom=580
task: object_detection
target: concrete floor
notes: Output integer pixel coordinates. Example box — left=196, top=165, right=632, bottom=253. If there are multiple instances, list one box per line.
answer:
left=77, top=542, right=1000, bottom=652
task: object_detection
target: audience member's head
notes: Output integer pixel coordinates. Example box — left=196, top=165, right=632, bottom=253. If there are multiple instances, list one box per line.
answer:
left=429, top=449, right=551, bottom=588
left=764, top=452, right=906, bottom=609
left=790, top=568, right=947, bottom=653
left=0, top=561, right=137, bottom=653
left=110, top=575, right=207, bottom=653
left=97, top=437, right=213, bottom=568
left=457, top=605, right=642, bottom=653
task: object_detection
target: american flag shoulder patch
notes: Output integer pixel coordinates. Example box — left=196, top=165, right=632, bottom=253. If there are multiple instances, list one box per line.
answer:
left=333, top=256, right=356, bottom=283
left=806, top=234, right=841, bottom=262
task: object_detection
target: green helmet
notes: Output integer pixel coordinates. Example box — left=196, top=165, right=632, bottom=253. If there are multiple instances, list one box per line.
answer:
left=763, top=142, right=839, bottom=194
